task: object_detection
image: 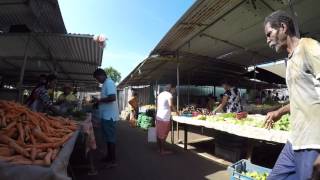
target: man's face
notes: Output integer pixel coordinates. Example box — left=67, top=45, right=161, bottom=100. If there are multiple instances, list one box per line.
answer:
left=94, top=75, right=105, bottom=84
left=264, top=22, right=287, bottom=53
left=48, top=79, right=57, bottom=89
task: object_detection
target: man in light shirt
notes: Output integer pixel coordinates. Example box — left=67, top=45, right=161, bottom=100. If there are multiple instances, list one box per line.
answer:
left=93, top=68, right=119, bottom=168
left=156, top=84, right=176, bottom=155
left=263, top=10, right=320, bottom=179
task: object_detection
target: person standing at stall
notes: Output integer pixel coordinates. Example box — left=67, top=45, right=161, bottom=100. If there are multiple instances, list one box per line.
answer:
left=27, top=74, right=59, bottom=114
left=263, top=10, right=320, bottom=179
left=56, top=83, right=78, bottom=114
left=93, top=68, right=119, bottom=168
left=25, top=74, right=47, bottom=106
left=212, top=80, right=241, bottom=114
left=156, top=84, right=176, bottom=155
left=128, top=91, right=139, bottom=127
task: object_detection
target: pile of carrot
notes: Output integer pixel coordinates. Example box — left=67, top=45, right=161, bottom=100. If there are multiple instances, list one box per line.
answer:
left=0, top=100, right=78, bottom=166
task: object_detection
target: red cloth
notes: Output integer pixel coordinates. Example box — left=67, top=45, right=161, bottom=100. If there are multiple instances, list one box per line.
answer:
left=156, top=118, right=171, bottom=140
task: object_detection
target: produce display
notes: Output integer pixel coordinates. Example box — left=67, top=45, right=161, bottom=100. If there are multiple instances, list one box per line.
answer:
left=180, top=105, right=210, bottom=117
left=273, top=114, right=290, bottom=131
left=193, top=113, right=290, bottom=131
left=241, top=171, right=269, bottom=180
left=137, top=113, right=153, bottom=130
left=0, top=101, right=78, bottom=166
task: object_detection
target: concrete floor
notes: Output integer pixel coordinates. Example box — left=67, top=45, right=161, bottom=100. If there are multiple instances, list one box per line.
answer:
left=69, top=120, right=230, bottom=180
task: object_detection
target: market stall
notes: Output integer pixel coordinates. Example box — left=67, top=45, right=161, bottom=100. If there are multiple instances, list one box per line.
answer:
left=0, top=101, right=79, bottom=180
left=171, top=112, right=289, bottom=162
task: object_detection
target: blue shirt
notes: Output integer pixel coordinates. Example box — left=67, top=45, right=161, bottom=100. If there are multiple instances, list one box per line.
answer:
left=99, top=78, right=119, bottom=121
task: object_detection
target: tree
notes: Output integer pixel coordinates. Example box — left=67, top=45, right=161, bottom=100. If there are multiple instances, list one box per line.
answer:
left=104, top=67, right=121, bottom=83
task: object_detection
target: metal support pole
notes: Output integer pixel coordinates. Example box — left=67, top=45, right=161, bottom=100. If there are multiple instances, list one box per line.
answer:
left=176, top=52, right=180, bottom=142
left=184, top=124, right=188, bottom=150
left=18, top=35, right=31, bottom=102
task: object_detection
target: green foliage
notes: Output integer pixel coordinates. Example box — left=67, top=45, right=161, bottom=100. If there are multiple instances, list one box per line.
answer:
left=104, top=67, right=121, bottom=83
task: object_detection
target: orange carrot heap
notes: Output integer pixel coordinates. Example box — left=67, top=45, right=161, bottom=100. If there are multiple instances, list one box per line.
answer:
left=0, top=100, right=78, bottom=166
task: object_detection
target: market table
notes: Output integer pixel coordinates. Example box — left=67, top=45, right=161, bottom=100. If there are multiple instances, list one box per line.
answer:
left=171, top=115, right=288, bottom=160
left=0, top=130, right=79, bottom=180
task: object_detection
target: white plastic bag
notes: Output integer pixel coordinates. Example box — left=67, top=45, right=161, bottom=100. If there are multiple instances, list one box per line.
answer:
left=147, top=127, right=157, bottom=143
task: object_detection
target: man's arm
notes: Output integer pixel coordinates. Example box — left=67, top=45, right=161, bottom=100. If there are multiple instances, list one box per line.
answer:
left=264, top=104, right=290, bottom=129
left=99, top=94, right=116, bottom=103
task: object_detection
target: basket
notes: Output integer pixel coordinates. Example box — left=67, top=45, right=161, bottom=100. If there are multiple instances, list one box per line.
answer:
left=227, top=159, right=271, bottom=180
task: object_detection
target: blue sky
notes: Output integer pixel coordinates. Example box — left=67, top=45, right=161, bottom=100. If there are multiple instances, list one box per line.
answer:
left=58, top=0, right=195, bottom=81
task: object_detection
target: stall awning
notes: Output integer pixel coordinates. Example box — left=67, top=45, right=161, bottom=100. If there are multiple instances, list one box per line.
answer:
left=0, top=0, right=66, bottom=33
left=150, top=0, right=320, bottom=66
left=0, top=33, right=103, bottom=88
left=119, top=0, right=320, bottom=88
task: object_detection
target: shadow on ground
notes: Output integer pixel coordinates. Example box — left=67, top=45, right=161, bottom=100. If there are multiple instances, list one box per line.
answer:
left=69, top=120, right=228, bottom=180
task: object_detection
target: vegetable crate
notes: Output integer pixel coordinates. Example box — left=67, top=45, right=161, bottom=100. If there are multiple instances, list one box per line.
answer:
left=227, top=159, right=271, bottom=180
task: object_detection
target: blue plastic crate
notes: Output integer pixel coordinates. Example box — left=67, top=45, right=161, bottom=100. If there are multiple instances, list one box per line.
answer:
left=227, top=159, right=271, bottom=180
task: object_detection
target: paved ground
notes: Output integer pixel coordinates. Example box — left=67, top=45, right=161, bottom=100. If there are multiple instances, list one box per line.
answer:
left=69, top=120, right=229, bottom=180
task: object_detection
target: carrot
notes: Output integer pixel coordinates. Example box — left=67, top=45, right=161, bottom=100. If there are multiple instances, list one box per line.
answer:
left=17, top=122, right=25, bottom=143
left=44, top=148, right=53, bottom=166
left=51, top=148, right=60, bottom=161
left=36, top=152, right=47, bottom=159
left=24, top=125, right=31, bottom=142
left=0, top=147, right=14, bottom=156
left=4, top=121, right=16, bottom=131
left=8, top=141, right=30, bottom=157
left=32, top=127, right=53, bottom=143
left=30, top=147, right=37, bottom=161
left=30, top=134, right=36, bottom=145
left=32, top=159, right=47, bottom=166
left=0, top=133, right=13, bottom=144
left=0, top=155, right=15, bottom=162
left=4, top=127, right=17, bottom=138
left=58, top=132, right=74, bottom=146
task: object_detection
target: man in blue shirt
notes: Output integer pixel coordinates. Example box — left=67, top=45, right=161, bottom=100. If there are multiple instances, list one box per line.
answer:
left=93, top=68, right=119, bottom=168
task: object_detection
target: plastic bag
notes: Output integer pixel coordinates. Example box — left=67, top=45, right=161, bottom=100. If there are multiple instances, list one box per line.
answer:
left=147, top=127, right=157, bottom=143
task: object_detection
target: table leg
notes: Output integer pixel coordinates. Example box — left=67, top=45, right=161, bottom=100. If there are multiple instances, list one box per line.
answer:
left=246, top=140, right=255, bottom=161
left=184, top=124, right=188, bottom=150
left=171, top=120, right=174, bottom=144
left=177, top=122, right=180, bottom=143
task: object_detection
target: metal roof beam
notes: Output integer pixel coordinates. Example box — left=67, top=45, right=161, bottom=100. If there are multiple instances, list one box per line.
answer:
left=0, top=58, right=20, bottom=70
left=259, top=0, right=275, bottom=11
left=199, top=33, right=269, bottom=59
left=0, top=56, right=100, bottom=66
left=175, top=0, right=247, bottom=51
left=0, top=69, right=94, bottom=76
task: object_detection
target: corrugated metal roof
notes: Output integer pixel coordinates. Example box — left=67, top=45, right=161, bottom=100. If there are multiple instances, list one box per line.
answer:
left=120, top=0, right=320, bottom=88
left=0, top=33, right=103, bottom=87
left=150, top=0, right=320, bottom=66
left=0, top=0, right=66, bottom=33
left=118, top=52, right=277, bottom=89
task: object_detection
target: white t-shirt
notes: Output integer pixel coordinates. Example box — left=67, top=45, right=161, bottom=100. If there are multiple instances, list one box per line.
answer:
left=156, top=91, right=173, bottom=121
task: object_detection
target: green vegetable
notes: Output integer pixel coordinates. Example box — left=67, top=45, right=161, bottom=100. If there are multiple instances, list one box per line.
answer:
left=273, top=114, right=290, bottom=131
left=241, top=171, right=269, bottom=180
